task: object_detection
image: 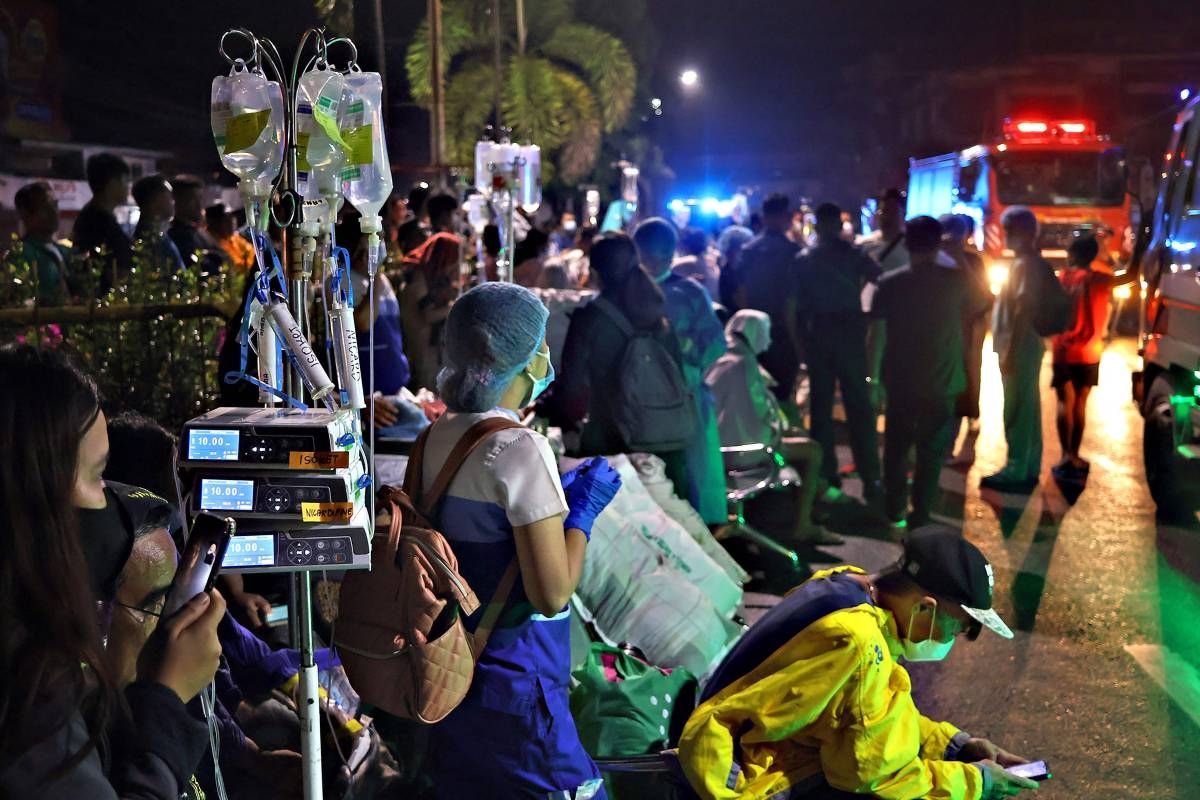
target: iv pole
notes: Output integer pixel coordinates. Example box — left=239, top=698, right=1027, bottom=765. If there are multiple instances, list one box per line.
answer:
left=218, top=28, right=363, bottom=800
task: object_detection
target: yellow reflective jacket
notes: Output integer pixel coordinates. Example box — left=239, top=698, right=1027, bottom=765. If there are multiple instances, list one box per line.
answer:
left=679, top=566, right=985, bottom=800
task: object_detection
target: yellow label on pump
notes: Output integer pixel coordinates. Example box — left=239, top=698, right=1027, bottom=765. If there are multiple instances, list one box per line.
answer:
left=225, top=109, right=270, bottom=152
left=301, top=502, right=354, bottom=523
left=341, top=124, right=374, bottom=165
left=288, top=451, right=350, bottom=469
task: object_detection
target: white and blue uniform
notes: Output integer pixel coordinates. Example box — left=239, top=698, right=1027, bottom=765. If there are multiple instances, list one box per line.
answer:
left=422, top=408, right=606, bottom=799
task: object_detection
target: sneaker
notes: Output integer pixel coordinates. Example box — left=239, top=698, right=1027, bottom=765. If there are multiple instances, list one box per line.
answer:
left=980, top=472, right=1039, bottom=493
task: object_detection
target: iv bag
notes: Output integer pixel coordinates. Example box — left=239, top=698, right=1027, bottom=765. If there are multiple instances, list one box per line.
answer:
left=211, top=62, right=284, bottom=185
left=340, top=71, right=393, bottom=222
left=474, top=141, right=500, bottom=194
left=465, top=193, right=490, bottom=234
left=296, top=67, right=348, bottom=199
left=518, top=144, right=542, bottom=213
left=474, top=140, right=520, bottom=194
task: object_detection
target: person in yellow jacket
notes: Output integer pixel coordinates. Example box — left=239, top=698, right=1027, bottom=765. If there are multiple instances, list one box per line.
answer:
left=679, top=525, right=1040, bottom=800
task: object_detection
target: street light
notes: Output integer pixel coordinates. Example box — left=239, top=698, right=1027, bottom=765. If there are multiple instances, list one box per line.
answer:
left=680, top=68, right=699, bottom=88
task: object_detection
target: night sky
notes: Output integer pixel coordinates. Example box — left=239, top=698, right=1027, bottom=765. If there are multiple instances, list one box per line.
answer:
left=48, top=0, right=1193, bottom=207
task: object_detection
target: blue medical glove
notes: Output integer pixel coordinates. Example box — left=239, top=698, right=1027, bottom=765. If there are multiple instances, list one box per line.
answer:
left=559, top=456, right=603, bottom=495
left=562, top=457, right=622, bottom=540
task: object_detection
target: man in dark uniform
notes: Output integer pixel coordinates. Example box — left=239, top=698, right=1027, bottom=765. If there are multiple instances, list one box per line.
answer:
left=871, top=216, right=993, bottom=527
left=72, top=152, right=132, bottom=294
left=738, top=193, right=803, bottom=420
left=795, top=202, right=883, bottom=504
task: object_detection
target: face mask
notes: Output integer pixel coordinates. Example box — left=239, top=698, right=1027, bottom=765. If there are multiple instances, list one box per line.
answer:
left=900, top=602, right=956, bottom=662
left=524, top=350, right=555, bottom=405
left=77, top=485, right=133, bottom=600
left=563, top=220, right=577, bottom=233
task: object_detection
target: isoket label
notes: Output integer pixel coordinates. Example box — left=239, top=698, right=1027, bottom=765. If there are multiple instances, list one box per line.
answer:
left=288, top=451, right=350, bottom=469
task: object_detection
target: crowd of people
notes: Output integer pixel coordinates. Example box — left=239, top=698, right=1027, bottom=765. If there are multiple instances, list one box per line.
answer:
left=1, top=150, right=1126, bottom=799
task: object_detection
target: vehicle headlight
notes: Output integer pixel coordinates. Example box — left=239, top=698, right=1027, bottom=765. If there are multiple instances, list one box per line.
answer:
left=1113, top=284, right=1133, bottom=301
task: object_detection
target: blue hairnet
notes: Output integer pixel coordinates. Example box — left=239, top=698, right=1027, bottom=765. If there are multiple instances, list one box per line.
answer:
left=437, top=282, right=549, bottom=412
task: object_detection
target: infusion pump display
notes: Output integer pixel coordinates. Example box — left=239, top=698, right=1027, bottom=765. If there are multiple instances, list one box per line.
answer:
left=195, top=475, right=348, bottom=518
left=221, top=534, right=359, bottom=569
left=218, top=528, right=369, bottom=572
left=223, top=534, right=276, bottom=568
left=200, top=478, right=255, bottom=511
left=188, top=429, right=240, bottom=462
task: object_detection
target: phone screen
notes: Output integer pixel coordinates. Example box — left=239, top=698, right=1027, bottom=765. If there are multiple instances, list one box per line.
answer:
left=1005, top=761, right=1050, bottom=781
left=161, top=513, right=234, bottom=619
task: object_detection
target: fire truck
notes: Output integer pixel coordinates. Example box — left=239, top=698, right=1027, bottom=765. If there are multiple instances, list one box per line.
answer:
left=1131, top=97, right=1200, bottom=522
left=906, top=118, right=1132, bottom=294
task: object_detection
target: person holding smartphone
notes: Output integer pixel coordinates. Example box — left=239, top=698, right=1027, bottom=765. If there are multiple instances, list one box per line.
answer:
left=0, top=344, right=224, bottom=799
left=679, top=525, right=1041, bottom=800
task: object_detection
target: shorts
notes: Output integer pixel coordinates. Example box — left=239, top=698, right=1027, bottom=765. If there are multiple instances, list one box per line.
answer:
left=1052, top=362, right=1100, bottom=390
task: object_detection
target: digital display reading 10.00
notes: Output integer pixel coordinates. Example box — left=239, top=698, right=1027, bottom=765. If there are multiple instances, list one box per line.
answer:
left=222, top=535, right=275, bottom=569
left=188, top=429, right=240, bottom=461
left=199, top=479, right=255, bottom=512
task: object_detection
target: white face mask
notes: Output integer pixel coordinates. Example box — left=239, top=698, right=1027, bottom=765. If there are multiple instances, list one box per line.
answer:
left=900, top=601, right=956, bottom=662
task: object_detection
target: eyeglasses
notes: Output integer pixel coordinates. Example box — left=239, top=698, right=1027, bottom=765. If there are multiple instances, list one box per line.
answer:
left=114, top=597, right=166, bottom=625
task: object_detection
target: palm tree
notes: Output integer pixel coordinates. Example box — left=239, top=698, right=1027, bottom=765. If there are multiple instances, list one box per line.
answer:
left=406, top=0, right=637, bottom=183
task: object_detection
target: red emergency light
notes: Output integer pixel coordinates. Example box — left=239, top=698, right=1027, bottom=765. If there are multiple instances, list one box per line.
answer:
left=1003, top=118, right=1096, bottom=138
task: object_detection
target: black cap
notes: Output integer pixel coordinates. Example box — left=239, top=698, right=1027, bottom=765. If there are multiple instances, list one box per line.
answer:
left=898, top=525, right=1013, bottom=639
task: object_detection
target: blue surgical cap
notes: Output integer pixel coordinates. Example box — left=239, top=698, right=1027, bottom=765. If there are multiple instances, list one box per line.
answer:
left=437, top=282, right=549, bottom=412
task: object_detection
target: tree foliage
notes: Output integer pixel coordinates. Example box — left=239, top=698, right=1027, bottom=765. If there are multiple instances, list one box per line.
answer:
left=405, top=0, right=636, bottom=182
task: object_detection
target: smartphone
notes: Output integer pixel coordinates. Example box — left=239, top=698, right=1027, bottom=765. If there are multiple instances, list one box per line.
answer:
left=161, top=512, right=234, bottom=620
left=1005, top=760, right=1051, bottom=782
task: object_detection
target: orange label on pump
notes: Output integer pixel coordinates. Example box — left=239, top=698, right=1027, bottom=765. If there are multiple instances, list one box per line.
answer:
left=289, top=451, right=350, bottom=469
left=301, top=502, right=354, bottom=523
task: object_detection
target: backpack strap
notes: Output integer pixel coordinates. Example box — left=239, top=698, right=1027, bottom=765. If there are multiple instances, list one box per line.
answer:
left=400, top=424, right=433, bottom=499
left=402, top=415, right=528, bottom=655
left=471, top=558, right=520, bottom=657
left=591, top=295, right=636, bottom=339
left=417, top=417, right=525, bottom=518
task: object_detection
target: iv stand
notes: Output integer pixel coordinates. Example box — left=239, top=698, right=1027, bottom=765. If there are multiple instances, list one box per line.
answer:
left=489, top=154, right=524, bottom=283
left=218, top=27, right=362, bottom=800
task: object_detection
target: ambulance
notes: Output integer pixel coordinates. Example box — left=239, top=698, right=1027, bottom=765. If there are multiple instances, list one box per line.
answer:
left=906, top=118, right=1131, bottom=294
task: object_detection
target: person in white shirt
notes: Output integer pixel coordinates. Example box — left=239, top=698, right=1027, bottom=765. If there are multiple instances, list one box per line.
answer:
left=706, top=310, right=841, bottom=545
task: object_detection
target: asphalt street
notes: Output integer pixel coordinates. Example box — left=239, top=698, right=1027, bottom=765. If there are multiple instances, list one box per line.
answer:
left=784, top=337, right=1200, bottom=799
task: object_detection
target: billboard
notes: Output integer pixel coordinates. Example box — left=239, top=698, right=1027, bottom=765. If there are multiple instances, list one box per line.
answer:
left=1, top=0, right=67, bottom=141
